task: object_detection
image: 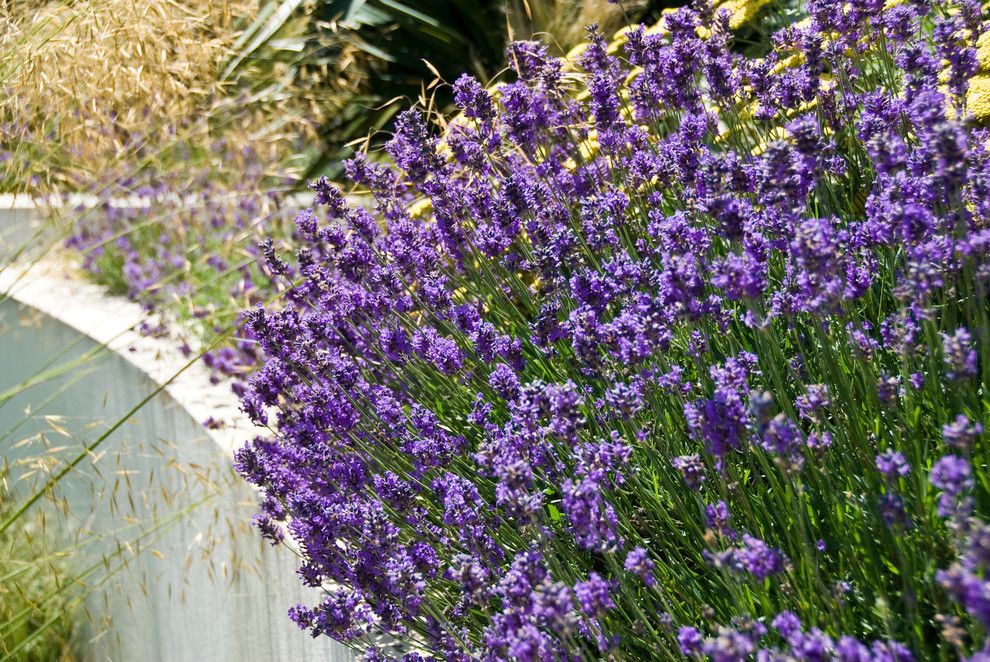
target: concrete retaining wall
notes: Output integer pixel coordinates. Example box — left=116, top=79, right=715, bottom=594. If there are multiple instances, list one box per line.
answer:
left=0, top=199, right=354, bottom=662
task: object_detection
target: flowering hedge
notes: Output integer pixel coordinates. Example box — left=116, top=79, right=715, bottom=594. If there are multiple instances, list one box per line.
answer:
left=235, top=0, right=990, bottom=659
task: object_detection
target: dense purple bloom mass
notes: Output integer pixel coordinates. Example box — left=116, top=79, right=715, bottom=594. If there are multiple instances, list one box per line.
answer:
left=233, top=1, right=990, bottom=659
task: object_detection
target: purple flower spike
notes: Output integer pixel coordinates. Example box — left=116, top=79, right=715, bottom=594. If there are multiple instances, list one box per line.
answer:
left=624, top=546, right=657, bottom=586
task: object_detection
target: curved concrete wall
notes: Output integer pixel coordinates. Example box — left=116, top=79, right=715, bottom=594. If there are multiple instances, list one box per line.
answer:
left=0, top=212, right=354, bottom=661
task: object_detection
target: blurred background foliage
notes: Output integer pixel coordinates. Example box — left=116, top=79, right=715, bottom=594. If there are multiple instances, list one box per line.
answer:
left=0, top=0, right=680, bottom=192
left=238, top=0, right=669, bottom=178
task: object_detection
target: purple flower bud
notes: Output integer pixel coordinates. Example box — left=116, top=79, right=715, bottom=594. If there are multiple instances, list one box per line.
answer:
left=573, top=572, right=614, bottom=617
left=876, top=449, right=910, bottom=479
left=931, top=455, right=974, bottom=519
left=943, top=415, right=982, bottom=451
left=942, top=328, right=978, bottom=380
left=931, top=455, right=974, bottom=496
left=772, top=611, right=802, bottom=637
left=623, top=546, right=657, bottom=586
left=705, top=501, right=734, bottom=538
left=489, top=363, right=521, bottom=401
left=678, top=626, right=703, bottom=656
left=733, top=534, right=786, bottom=580
left=673, top=454, right=706, bottom=490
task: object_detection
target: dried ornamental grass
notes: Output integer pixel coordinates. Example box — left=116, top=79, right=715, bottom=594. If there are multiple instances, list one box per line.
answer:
left=0, top=0, right=317, bottom=191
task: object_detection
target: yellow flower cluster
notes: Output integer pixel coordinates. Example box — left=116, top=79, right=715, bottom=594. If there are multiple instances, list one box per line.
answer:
left=968, top=75, right=990, bottom=120
left=720, top=0, right=776, bottom=30
left=969, top=32, right=990, bottom=120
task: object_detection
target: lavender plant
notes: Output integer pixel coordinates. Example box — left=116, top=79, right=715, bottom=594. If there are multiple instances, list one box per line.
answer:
left=235, top=0, right=990, bottom=658
left=64, top=151, right=300, bottom=383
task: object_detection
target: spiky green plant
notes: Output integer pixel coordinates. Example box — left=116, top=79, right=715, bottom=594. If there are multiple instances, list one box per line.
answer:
left=227, top=0, right=672, bottom=178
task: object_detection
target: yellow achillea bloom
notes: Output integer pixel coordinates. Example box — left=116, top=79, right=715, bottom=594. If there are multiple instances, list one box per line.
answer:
left=718, top=0, right=774, bottom=30
left=750, top=126, right=788, bottom=156
left=978, top=31, right=990, bottom=71
left=965, top=18, right=990, bottom=120
left=772, top=53, right=805, bottom=76
left=407, top=197, right=434, bottom=219
left=967, top=74, right=990, bottom=120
